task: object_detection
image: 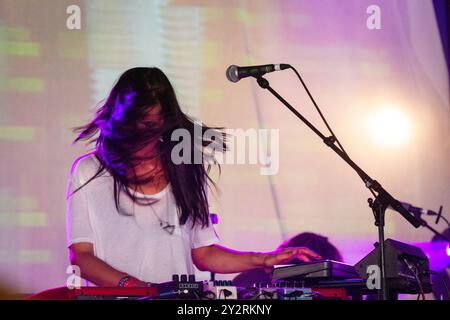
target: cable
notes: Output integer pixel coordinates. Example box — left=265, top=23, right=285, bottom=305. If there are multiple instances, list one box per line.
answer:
left=289, top=66, right=378, bottom=199
left=439, top=216, right=450, bottom=228
left=426, top=208, right=450, bottom=228
left=415, top=274, right=426, bottom=301
left=277, top=289, right=305, bottom=300
left=253, top=290, right=277, bottom=300
left=402, top=258, right=426, bottom=300
left=289, top=66, right=349, bottom=158
left=192, top=290, right=201, bottom=300
left=201, top=290, right=216, bottom=300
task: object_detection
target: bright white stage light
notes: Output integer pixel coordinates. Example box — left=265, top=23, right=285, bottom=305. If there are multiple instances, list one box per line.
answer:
left=367, top=107, right=412, bottom=147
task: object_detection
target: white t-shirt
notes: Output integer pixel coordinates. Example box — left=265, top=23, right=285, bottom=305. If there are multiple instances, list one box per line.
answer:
left=66, top=153, right=219, bottom=283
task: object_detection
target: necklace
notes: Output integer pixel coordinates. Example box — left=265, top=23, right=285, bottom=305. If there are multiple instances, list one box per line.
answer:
left=149, top=190, right=175, bottom=235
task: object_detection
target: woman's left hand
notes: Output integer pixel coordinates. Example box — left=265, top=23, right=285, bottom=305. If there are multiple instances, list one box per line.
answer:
left=261, top=247, right=322, bottom=273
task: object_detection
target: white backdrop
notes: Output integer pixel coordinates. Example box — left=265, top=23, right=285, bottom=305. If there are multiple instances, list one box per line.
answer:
left=0, top=0, right=448, bottom=294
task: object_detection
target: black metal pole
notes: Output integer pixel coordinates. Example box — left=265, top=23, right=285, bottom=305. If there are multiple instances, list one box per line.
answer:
left=369, top=197, right=389, bottom=300
left=378, top=211, right=388, bottom=300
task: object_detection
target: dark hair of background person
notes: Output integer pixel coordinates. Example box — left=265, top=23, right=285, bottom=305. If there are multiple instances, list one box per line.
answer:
left=278, top=232, right=343, bottom=263
left=232, top=232, right=343, bottom=287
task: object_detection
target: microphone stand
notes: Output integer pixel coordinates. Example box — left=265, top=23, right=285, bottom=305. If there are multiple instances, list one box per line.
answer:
left=254, top=76, right=422, bottom=300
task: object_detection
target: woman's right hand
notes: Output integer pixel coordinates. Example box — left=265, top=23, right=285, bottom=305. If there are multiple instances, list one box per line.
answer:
left=69, top=242, right=141, bottom=287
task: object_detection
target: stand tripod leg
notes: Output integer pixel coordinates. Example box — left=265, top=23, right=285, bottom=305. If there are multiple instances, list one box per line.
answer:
left=377, top=211, right=389, bottom=300
left=369, top=197, right=389, bottom=300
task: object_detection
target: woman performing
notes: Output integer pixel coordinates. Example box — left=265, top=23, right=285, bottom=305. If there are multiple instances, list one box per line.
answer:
left=67, top=67, right=320, bottom=287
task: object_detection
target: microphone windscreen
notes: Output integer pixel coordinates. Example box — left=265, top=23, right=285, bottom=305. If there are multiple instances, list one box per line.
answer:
left=226, top=65, right=239, bottom=82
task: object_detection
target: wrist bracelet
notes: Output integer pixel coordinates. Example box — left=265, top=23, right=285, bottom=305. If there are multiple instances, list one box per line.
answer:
left=118, top=275, right=133, bottom=287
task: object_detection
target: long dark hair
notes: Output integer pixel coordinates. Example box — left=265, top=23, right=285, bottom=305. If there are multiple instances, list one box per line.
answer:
left=72, top=67, right=226, bottom=227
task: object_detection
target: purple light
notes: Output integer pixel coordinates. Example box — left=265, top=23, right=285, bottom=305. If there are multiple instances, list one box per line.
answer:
left=446, top=244, right=450, bottom=257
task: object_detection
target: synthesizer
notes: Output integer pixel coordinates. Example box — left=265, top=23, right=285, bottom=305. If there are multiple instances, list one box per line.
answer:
left=272, top=260, right=359, bottom=282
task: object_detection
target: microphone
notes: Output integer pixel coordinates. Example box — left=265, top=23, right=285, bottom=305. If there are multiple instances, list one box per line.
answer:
left=433, top=206, right=443, bottom=225
left=226, top=64, right=290, bottom=83
left=397, top=201, right=424, bottom=217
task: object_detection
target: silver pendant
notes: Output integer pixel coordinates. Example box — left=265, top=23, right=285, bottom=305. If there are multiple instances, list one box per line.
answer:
left=160, top=221, right=175, bottom=235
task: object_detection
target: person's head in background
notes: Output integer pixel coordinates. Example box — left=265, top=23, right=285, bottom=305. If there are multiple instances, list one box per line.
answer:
left=232, top=232, right=343, bottom=287
left=278, top=232, right=343, bottom=263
